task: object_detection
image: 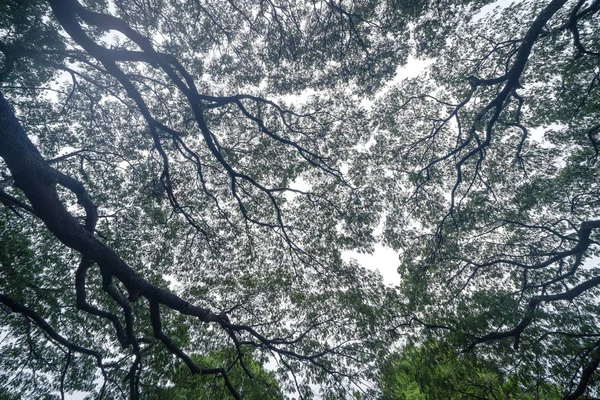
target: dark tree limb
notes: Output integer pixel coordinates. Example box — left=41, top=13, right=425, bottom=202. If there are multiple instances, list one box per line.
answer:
left=0, top=293, right=104, bottom=364
left=0, top=84, right=341, bottom=398
left=148, top=301, right=241, bottom=400
left=565, top=340, right=600, bottom=400
left=75, top=257, right=130, bottom=348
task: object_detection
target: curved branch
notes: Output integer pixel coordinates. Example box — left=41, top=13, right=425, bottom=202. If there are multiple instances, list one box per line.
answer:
left=0, top=293, right=103, bottom=364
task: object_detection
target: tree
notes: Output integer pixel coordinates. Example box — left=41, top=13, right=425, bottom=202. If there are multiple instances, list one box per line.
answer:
left=368, top=0, right=600, bottom=397
left=0, top=0, right=411, bottom=397
left=380, top=340, right=562, bottom=399
left=146, top=348, right=283, bottom=399
left=3, top=0, right=600, bottom=398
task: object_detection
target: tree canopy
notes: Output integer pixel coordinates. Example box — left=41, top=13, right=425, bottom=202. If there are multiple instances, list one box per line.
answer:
left=380, top=340, right=563, bottom=399
left=0, top=0, right=599, bottom=398
left=372, top=0, right=600, bottom=397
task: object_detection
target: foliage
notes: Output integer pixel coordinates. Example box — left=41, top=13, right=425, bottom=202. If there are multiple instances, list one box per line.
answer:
left=0, top=0, right=409, bottom=398
left=145, top=349, right=282, bottom=399
left=380, top=340, right=562, bottom=400
left=1, top=0, right=600, bottom=398
left=370, top=0, right=600, bottom=397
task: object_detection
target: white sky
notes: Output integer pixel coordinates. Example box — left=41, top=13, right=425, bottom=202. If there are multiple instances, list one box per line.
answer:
left=342, top=244, right=401, bottom=286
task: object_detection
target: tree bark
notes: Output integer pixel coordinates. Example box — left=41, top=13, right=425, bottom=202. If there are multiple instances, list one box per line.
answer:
left=0, top=91, right=223, bottom=324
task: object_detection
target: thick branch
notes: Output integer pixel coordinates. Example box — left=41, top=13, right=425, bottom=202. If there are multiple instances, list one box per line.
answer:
left=565, top=340, right=600, bottom=400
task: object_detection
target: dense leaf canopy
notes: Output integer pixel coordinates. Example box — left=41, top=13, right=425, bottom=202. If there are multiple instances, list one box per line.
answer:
left=0, top=0, right=599, bottom=398
left=372, top=0, right=600, bottom=397
left=380, top=340, right=563, bottom=399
